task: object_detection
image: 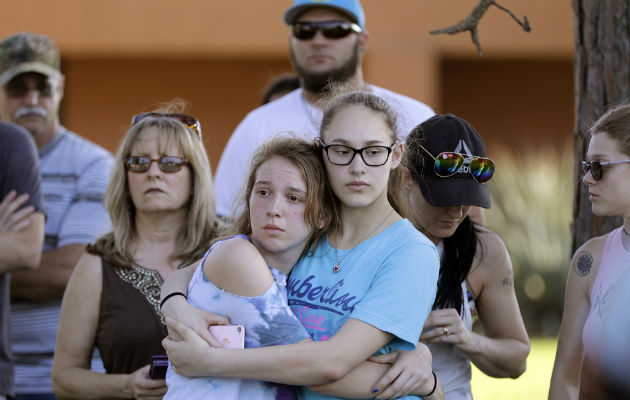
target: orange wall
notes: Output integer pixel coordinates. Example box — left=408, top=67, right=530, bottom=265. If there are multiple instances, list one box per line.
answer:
left=441, top=58, right=574, bottom=151
left=61, top=57, right=292, bottom=168
left=0, top=0, right=573, bottom=57
left=1, top=0, right=575, bottom=168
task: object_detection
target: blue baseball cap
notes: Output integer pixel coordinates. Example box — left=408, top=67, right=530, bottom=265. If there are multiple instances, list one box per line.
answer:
left=284, top=0, right=366, bottom=30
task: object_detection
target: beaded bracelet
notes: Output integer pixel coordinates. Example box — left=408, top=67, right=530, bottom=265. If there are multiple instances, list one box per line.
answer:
left=420, top=371, right=437, bottom=398
left=160, top=291, right=187, bottom=310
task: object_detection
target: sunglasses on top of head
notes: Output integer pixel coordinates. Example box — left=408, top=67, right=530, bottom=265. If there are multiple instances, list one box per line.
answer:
left=419, top=144, right=495, bottom=183
left=125, top=156, right=189, bottom=174
left=291, top=21, right=363, bottom=40
left=581, top=159, right=630, bottom=181
left=131, top=112, right=202, bottom=139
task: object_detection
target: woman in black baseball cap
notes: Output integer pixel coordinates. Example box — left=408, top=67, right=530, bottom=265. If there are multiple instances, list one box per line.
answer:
left=399, top=114, right=530, bottom=400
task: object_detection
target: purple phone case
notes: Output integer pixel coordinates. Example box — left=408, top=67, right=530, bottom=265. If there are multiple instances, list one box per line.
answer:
left=149, top=354, right=168, bottom=379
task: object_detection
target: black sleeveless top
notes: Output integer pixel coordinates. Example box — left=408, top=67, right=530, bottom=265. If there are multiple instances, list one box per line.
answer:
left=94, top=256, right=167, bottom=374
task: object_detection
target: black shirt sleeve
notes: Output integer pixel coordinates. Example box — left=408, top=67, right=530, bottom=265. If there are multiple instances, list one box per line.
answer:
left=0, top=122, right=45, bottom=213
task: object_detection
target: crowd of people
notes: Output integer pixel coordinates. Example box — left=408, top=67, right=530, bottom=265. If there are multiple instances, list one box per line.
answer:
left=0, top=0, right=628, bottom=399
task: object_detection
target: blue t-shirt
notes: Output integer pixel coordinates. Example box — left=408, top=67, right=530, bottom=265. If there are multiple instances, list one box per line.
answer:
left=287, top=219, right=439, bottom=400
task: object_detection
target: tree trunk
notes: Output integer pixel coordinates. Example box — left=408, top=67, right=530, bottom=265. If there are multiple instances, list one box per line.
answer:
left=572, top=0, right=630, bottom=253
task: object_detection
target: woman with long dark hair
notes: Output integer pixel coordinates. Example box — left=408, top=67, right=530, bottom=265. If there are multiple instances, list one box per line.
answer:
left=399, top=114, right=529, bottom=400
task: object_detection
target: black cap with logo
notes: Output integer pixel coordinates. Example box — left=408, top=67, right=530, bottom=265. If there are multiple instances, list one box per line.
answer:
left=406, top=114, right=492, bottom=208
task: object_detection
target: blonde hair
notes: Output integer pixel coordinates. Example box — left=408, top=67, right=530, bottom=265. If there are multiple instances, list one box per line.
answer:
left=228, top=136, right=338, bottom=255
left=88, top=105, right=219, bottom=268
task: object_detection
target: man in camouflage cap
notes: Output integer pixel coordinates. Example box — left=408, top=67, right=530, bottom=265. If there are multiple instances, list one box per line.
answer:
left=0, top=32, right=63, bottom=148
left=0, top=33, right=61, bottom=86
left=0, top=32, right=112, bottom=399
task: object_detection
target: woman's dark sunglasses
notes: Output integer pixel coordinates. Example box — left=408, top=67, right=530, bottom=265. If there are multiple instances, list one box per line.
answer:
left=131, top=112, right=202, bottom=138
left=582, top=159, right=630, bottom=180
left=292, top=21, right=362, bottom=40
left=125, top=156, right=188, bottom=173
left=419, top=144, right=495, bottom=183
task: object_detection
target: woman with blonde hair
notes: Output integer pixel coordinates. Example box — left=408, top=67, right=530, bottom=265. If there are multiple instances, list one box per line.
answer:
left=51, top=107, right=220, bottom=399
left=164, top=136, right=337, bottom=399
left=550, top=103, right=630, bottom=399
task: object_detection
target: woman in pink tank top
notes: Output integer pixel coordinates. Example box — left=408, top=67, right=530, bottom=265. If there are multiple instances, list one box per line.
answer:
left=550, top=103, right=630, bottom=399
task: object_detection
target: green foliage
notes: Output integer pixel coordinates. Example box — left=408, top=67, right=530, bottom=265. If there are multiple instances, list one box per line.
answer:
left=472, top=337, right=557, bottom=399
left=485, top=144, right=574, bottom=336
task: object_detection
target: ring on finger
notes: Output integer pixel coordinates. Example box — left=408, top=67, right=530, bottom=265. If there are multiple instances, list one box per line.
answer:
left=443, top=326, right=449, bottom=335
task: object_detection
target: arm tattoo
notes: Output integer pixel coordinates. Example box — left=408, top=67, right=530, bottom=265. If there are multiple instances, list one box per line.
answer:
left=575, top=252, right=593, bottom=277
left=502, top=268, right=513, bottom=286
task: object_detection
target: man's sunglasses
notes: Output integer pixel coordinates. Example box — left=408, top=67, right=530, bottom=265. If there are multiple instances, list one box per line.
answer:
left=5, top=75, right=57, bottom=98
left=131, top=112, right=202, bottom=139
left=419, top=144, right=495, bottom=183
left=125, top=156, right=188, bottom=173
left=581, top=159, right=630, bottom=181
left=292, top=21, right=362, bottom=40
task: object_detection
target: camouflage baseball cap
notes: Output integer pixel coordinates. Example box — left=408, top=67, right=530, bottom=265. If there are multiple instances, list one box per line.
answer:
left=0, top=32, right=61, bottom=86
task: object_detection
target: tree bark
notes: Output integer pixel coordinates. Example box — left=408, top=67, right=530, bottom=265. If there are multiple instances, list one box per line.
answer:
left=572, top=0, right=630, bottom=253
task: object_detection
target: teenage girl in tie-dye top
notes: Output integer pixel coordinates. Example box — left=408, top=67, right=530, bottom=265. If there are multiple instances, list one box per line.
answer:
left=164, top=234, right=311, bottom=400
left=163, top=137, right=334, bottom=399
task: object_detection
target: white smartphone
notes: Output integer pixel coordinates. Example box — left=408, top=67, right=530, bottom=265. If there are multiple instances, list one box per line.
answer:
left=209, top=324, right=245, bottom=349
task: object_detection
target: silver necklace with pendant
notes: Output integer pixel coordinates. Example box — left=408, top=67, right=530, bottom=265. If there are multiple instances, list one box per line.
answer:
left=332, top=209, right=394, bottom=273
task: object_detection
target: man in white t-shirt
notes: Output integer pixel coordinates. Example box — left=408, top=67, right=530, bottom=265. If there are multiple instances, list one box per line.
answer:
left=214, top=0, right=435, bottom=217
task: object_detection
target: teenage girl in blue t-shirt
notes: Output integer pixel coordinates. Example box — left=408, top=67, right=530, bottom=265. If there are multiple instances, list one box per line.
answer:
left=161, top=92, right=442, bottom=400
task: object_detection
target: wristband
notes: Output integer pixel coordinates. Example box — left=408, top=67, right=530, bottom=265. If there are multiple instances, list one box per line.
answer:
left=420, top=371, right=437, bottom=398
left=160, top=291, right=187, bottom=310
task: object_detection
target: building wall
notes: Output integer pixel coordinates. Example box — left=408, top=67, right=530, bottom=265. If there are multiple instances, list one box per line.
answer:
left=61, top=57, right=292, bottom=168
left=1, top=0, right=575, bottom=168
left=1, top=1, right=573, bottom=56
left=441, top=58, right=574, bottom=151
